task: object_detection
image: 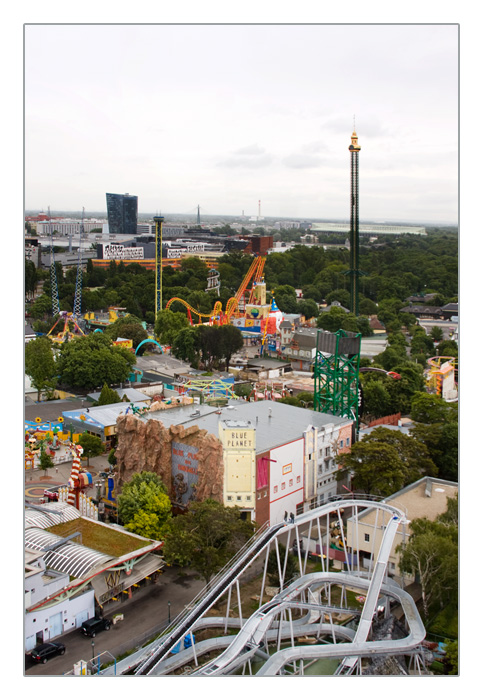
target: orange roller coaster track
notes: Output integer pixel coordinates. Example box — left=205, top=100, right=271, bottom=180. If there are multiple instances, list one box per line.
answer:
left=166, top=256, right=266, bottom=326
left=166, top=298, right=225, bottom=325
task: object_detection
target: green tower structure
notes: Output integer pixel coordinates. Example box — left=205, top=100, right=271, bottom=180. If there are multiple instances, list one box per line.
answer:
left=348, top=129, right=362, bottom=317
left=313, top=329, right=362, bottom=432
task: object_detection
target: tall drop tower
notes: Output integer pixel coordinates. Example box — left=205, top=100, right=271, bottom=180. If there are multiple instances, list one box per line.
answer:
left=154, top=216, right=164, bottom=316
left=348, top=129, right=362, bottom=316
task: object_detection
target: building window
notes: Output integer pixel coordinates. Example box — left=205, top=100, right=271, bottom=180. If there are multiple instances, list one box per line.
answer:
left=236, top=495, right=242, bottom=501
left=246, top=495, right=251, bottom=501
left=296, top=476, right=301, bottom=483
left=227, top=496, right=233, bottom=501
left=281, top=482, right=286, bottom=490
left=325, top=447, right=331, bottom=457
left=346, top=437, right=350, bottom=446
left=364, top=533, right=370, bottom=542
left=274, top=486, right=278, bottom=493
left=340, top=440, right=344, bottom=449
left=289, top=479, right=293, bottom=487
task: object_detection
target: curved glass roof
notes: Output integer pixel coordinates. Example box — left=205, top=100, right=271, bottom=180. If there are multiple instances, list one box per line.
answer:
left=25, top=502, right=81, bottom=530
left=25, top=527, right=113, bottom=579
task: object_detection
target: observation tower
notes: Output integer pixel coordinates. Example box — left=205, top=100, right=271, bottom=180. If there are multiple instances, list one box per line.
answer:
left=348, top=129, right=362, bottom=316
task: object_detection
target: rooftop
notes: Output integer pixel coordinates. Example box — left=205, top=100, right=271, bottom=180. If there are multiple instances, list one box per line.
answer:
left=141, top=399, right=352, bottom=453
left=351, top=477, right=458, bottom=528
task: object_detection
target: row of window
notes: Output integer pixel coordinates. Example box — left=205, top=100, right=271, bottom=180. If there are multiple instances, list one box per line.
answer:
left=273, top=475, right=301, bottom=494
left=226, top=495, right=252, bottom=502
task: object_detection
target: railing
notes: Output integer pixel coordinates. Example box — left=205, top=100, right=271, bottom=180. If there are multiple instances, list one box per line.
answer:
left=134, top=520, right=281, bottom=675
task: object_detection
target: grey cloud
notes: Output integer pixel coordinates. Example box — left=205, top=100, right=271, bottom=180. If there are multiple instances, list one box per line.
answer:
left=217, top=144, right=272, bottom=169
left=283, top=153, right=324, bottom=169
left=233, top=144, right=265, bottom=156
left=217, top=154, right=273, bottom=169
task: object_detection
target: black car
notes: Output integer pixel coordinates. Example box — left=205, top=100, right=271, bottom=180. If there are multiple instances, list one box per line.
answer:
left=81, top=616, right=112, bottom=637
left=29, top=641, right=66, bottom=664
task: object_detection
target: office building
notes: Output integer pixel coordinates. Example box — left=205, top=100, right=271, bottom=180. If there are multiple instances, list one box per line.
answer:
left=106, top=192, right=138, bottom=235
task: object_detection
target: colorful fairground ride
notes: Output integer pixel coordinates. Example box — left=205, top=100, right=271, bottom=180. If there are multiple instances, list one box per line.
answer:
left=46, top=310, right=85, bottom=344
left=426, top=356, right=458, bottom=401
left=166, top=255, right=270, bottom=329
left=83, top=306, right=130, bottom=331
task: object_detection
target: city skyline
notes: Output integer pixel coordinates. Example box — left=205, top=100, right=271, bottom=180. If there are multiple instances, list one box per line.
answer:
left=25, top=24, right=458, bottom=224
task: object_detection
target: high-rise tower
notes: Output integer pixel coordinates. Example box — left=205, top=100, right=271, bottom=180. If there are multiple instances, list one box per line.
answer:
left=348, top=130, right=362, bottom=316
left=106, top=192, right=138, bottom=235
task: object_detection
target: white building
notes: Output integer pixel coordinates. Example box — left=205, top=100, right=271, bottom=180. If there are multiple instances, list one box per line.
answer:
left=25, top=548, right=95, bottom=651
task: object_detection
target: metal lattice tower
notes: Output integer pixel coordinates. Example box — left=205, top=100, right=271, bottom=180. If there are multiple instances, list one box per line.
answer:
left=348, top=128, right=362, bottom=316
left=73, top=207, right=84, bottom=319
left=313, top=329, right=362, bottom=431
left=154, top=216, right=164, bottom=316
left=48, top=207, right=60, bottom=317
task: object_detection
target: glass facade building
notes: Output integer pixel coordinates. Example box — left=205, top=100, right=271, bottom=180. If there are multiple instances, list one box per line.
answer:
left=106, top=193, right=138, bottom=235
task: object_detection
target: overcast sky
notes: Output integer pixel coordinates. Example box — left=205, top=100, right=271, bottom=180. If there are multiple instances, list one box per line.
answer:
left=25, top=24, right=458, bottom=223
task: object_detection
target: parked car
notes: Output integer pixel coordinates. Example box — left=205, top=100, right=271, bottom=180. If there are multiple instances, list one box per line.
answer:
left=29, top=641, right=66, bottom=664
left=81, top=616, right=112, bottom=637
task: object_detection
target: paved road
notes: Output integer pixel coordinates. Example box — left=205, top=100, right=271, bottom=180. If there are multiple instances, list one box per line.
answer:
left=25, top=566, right=205, bottom=676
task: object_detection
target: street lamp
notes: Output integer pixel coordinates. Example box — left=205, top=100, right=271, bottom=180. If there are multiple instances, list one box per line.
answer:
left=91, top=638, right=95, bottom=666
left=168, top=600, right=171, bottom=624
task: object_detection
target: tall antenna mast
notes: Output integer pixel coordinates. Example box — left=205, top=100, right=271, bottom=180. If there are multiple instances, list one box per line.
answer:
left=197, top=205, right=201, bottom=226
left=73, top=207, right=84, bottom=319
left=49, top=206, right=60, bottom=317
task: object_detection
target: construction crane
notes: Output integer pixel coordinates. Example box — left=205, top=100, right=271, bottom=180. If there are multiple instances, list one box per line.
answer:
left=48, top=207, right=60, bottom=317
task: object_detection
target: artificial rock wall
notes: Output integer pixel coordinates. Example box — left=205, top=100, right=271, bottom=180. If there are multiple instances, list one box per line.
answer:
left=115, top=414, right=224, bottom=503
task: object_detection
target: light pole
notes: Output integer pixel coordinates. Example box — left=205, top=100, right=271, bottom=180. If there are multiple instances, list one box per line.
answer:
left=91, top=638, right=95, bottom=669
left=168, top=600, right=171, bottom=624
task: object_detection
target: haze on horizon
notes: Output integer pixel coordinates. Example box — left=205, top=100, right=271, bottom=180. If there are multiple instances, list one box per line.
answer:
left=25, top=24, right=458, bottom=225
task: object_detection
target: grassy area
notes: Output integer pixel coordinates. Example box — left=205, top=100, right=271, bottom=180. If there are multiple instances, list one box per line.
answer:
left=47, top=517, right=150, bottom=557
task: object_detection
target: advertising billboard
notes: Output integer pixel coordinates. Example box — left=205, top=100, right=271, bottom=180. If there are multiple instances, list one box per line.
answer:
left=171, top=442, right=199, bottom=505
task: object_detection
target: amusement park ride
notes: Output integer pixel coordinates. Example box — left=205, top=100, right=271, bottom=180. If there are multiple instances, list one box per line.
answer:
left=97, top=498, right=428, bottom=677
left=47, top=208, right=86, bottom=344
left=166, top=256, right=268, bottom=327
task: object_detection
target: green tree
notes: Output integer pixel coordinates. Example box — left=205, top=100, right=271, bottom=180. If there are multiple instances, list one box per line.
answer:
left=336, top=441, right=407, bottom=497
left=410, top=393, right=456, bottom=424
left=219, top=324, right=244, bottom=371
left=171, top=326, right=200, bottom=366
left=25, top=259, right=38, bottom=298
left=360, top=380, right=393, bottom=419
left=267, top=543, right=298, bottom=587
left=430, top=326, right=444, bottom=342
left=56, top=333, right=135, bottom=390
left=163, top=499, right=256, bottom=586
left=39, top=443, right=54, bottom=472
left=443, top=639, right=458, bottom=675
left=297, top=298, right=319, bottom=320
left=410, top=422, right=458, bottom=482
left=105, top=315, right=148, bottom=350
left=358, top=427, right=437, bottom=483
left=154, top=308, right=190, bottom=345
left=25, top=336, right=58, bottom=401
left=117, top=471, right=171, bottom=540
left=94, top=382, right=122, bottom=406
left=29, top=295, right=53, bottom=319
left=397, top=500, right=458, bottom=620
left=77, top=432, right=104, bottom=466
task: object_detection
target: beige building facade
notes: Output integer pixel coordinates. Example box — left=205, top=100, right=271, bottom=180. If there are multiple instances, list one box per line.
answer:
left=346, top=477, right=458, bottom=586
